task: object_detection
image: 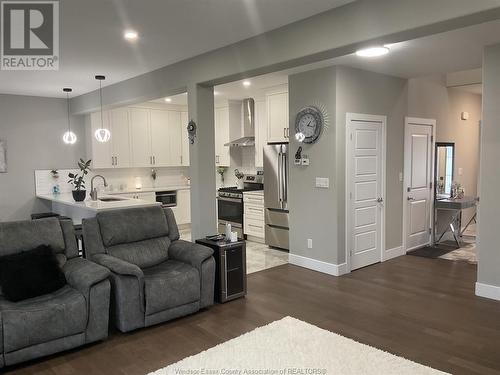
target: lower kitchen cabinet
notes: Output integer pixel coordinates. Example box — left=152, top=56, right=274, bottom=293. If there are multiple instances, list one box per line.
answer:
left=173, top=189, right=191, bottom=225
left=243, top=191, right=265, bottom=241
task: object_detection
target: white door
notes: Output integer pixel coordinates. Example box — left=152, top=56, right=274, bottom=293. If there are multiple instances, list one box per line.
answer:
left=129, top=108, right=152, bottom=167
left=404, top=117, right=435, bottom=251
left=181, top=111, right=190, bottom=166
left=347, top=113, right=386, bottom=271
left=109, top=108, right=131, bottom=168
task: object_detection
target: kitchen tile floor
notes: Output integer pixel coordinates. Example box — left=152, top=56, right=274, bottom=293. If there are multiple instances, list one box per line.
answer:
left=179, top=226, right=288, bottom=274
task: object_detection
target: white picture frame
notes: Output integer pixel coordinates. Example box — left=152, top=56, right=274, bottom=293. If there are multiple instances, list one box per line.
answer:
left=0, top=140, right=6, bottom=173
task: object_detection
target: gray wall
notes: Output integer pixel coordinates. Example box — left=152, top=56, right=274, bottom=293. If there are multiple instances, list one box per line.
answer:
left=407, top=75, right=481, bottom=225
left=477, top=43, right=500, bottom=288
left=0, top=94, right=86, bottom=221
left=288, top=66, right=408, bottom=265
left=289, top=66, right=338, bottom=264
left=335, top=67, right=408, bottom=258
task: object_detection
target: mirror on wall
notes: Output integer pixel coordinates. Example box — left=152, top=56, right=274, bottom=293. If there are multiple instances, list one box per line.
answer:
left=435, top=142, right=455, bottom=199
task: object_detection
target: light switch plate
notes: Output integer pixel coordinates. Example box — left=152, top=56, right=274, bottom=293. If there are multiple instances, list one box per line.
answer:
left=458, top=167, right=463, bottom=176
left=315, top=177, right=329, bottom=188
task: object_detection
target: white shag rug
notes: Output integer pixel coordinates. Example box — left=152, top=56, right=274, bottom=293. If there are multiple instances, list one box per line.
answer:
left=150, top=316, right=448, bottom=375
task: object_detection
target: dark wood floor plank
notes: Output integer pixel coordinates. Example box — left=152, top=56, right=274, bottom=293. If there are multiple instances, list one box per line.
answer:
left=4, top=255, right=500, bottom=375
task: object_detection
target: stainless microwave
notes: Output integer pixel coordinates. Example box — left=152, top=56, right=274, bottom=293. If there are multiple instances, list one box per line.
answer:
left=155, top=191, right=177, bottom=207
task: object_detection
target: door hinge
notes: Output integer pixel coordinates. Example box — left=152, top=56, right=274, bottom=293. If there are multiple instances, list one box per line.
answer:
left=407, top=187, right=411, bottom=193
left=429, top=228, right=432, bottom=235
left=430, top=182, right=433, bottom=190
left=350, top=192, right=352, bottom=200
left=431, top=135, right=434, bottom=143
left=350, top=133, right=353, bottom=141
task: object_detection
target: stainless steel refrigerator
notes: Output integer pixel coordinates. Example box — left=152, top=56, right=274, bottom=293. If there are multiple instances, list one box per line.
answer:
left=263, top=143, right=289, bottom=250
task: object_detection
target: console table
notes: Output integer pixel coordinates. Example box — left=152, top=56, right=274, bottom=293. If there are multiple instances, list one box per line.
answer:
left=434, top=196, right=478, bottom=248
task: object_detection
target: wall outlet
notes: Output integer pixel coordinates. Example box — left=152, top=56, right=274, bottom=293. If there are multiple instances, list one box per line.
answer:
left=301, top=158, right=310, bottom=166
left=307, top=239, right=313, bottom=249
left=315, top=177, right=329, bottom=188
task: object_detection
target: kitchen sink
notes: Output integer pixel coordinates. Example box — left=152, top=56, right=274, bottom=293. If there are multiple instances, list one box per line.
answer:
left=98, top=197, right=125, bottom=202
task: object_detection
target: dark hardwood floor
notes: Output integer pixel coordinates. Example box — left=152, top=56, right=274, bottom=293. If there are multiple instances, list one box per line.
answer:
left=5, top=255, right=500, bottom=375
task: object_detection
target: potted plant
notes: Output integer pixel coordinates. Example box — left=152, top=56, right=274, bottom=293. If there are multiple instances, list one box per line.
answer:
left=68, top=159, right=91, bottom=202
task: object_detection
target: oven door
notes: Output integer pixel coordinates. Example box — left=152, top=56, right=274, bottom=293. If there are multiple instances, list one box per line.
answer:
left=217, top=196, right=243, bottom=226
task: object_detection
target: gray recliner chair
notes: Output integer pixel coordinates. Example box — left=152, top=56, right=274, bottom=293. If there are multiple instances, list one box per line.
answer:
left=0, top=218, right=111, bottom=368
left=82, top=206, right=215, bottom=333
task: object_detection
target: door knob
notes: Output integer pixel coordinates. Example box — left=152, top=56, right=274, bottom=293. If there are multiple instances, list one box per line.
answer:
left=377, top=197, right=383, bottom=203
left=407, top=197, right=415, bottom=201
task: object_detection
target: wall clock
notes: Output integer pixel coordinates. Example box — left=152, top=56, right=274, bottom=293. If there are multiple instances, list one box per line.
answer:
left=294, top=106, right=324, bottom=144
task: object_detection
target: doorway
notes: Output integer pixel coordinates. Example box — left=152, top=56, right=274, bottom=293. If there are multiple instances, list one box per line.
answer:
left=403, top=117, right=435, bottom=252
left=346, top=113, right=386, bottom=271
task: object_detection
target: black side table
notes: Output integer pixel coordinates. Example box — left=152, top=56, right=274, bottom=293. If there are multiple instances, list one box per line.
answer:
left=196, top=237, right=246, bottom=303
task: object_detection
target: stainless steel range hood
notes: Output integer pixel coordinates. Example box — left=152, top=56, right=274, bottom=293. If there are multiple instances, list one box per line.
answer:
left=225, top=98, right=255, bottom=147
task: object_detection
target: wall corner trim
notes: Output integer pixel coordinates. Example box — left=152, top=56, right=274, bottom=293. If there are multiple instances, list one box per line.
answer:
left=384, top=246, right=405, bottom=261
left=288, top=254, right=348, bottom=276
left=475, top=282, right=500, bottom=301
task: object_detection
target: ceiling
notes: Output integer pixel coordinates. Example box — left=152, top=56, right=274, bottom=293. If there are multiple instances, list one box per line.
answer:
left=0, top=0, right=354, bottom=98
left=187, top=19, right=499, bottom=103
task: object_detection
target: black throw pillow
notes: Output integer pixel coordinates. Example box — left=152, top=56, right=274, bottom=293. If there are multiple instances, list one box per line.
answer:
left=0, top=245, right=66, bottom=302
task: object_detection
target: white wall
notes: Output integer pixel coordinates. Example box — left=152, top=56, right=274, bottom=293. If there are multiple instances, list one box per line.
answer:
left=0, top=94, right=86, bottom=221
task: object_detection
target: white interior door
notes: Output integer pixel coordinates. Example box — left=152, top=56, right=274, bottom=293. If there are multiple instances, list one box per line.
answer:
left=347, top=113, right=386, bottom=271
left=404, top=117, right=435, bottom=251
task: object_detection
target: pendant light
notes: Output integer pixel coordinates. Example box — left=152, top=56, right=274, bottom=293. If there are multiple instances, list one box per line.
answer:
left=62, top=88, right=77, bottom=144
left=94, top=75, right=111, bottom=143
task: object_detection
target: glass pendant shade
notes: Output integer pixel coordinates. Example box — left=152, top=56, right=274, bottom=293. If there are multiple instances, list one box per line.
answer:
left=63, top=131, right=77, bottom=144
left=62, top=88, right=77, bottom=144
left=94, top=75, right=110, bottom=143
left=94, top=128, right=111, bottom=143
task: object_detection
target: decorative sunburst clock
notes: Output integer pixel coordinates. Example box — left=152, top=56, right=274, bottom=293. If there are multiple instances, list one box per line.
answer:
left=294, top=106, right=324, bottom=144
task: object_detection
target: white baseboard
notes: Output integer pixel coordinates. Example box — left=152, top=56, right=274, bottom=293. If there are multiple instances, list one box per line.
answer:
left=288, top=253, right=348, bottom=276
left=384, top=246, right=405, bottom=261
left=475, top=282, right=500, bottom=301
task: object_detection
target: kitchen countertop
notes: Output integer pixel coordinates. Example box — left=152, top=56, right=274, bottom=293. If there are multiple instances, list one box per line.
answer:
left=37, top=193, right=161, bottom=212
left=105, top=185, right=190, bottom=195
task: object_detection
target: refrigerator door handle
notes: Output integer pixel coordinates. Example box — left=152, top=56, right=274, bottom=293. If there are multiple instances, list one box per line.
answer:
left=282, top=152, right=288, bottom=204
left=277, top=150, right=283, bottom=204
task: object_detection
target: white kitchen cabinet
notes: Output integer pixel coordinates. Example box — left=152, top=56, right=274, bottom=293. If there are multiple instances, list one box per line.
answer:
left=109, top=108, right=131, bottom=168
left=174, top=189, right=191, bottom=225
left=254, top=99, right=267, bottom=168
left=129, top=108, right=152, bottom=167
left=150, top=109, right=171, bottom=166
left=90, top=109, right=130, bottom=169
left=267, top=91, right=289, bottom=143
left=168, top=111, right=183, bottom=166
left=214, top=107, right=230, bottom=166
left=243, top=191, right=265, bottom=241
left=181, top=111, right=190, bottom=166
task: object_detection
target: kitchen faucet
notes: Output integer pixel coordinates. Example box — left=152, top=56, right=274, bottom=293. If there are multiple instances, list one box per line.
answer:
left=90, top=175, right=108, bottom=201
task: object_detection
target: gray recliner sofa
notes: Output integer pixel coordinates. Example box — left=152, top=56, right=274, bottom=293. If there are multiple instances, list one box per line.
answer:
left=82, top=206, right=215, bottom=333
left=0, top=217, right=111, bottom=368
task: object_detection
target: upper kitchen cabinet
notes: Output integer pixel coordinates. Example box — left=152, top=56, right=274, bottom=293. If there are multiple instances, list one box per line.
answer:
left=89, top=108, right=130, bottom=169
left=266, top=89, right=289, bottom=143
left=129, top=107, right=152, bottom=167
left=254, top=98, right=267, bottom=168
left=215, top=106, right=230, bottom=166
left=181, top=111, right=190, bottom=166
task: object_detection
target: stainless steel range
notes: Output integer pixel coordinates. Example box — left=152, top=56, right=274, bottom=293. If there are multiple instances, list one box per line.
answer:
left=217, top=174, right=263, bottom=238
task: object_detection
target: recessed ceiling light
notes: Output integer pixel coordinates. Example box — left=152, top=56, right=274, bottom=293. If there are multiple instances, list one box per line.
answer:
left=242, top=80, right=251, bottom=87
left=355, top=46, right=389, bottom=57
left=124, top=30, right=139, bottom=41
left=164, top=98, right=172, bottom=103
